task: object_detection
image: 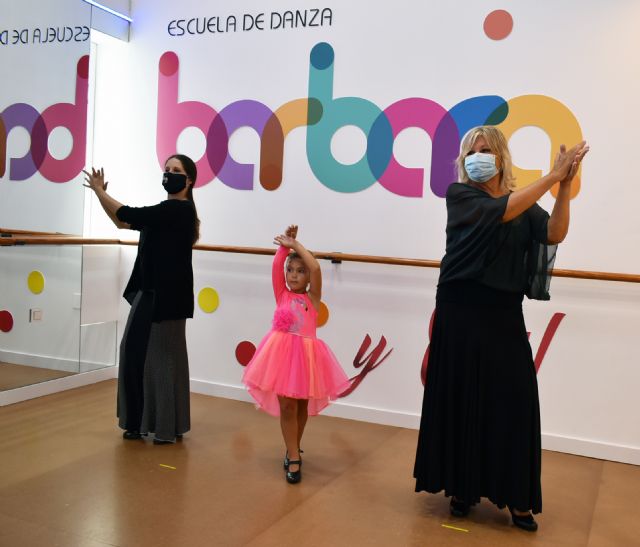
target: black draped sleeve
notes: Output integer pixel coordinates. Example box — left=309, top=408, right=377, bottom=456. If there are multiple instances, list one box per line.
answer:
left=524, top=204, right=557, bottom=301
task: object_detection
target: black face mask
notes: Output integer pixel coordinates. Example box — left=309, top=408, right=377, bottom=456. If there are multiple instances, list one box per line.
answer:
left=162, top=172, right=188, bottom=194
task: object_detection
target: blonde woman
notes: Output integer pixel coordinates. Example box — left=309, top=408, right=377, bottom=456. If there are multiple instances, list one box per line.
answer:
left=413, top=126, right=588, bottom=531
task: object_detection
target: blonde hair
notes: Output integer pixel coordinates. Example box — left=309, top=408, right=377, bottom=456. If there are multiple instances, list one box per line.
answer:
left=455, top=126, right=516, bottom=192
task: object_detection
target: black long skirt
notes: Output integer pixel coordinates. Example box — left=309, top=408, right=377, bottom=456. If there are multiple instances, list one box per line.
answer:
left=414, top=280, right=542, bottom=514
left=117, top=291, right=191, bottom=441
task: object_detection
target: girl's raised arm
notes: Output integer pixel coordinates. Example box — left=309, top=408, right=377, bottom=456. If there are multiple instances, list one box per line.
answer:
left=273, top=225, right=322, bottom=310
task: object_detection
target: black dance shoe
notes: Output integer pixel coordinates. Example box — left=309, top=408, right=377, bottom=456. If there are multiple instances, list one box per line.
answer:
left=285, top=460, right=302, bottom=484
left=284, top=449, right=303, bottom=470
left=122, top=430, right=142, bottom=440
left=509, top=508, right=538, bottom=532
left=449, top=497, right=470, bottom=517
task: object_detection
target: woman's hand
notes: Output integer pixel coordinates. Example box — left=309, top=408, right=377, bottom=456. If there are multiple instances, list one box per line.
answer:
left=550, top=142, right=588, bottom=182
left=82, top=167, right=108, bottom=193
left=81, top=167, right=128, bottom=229
left=559, top=144, right=589, bottom=186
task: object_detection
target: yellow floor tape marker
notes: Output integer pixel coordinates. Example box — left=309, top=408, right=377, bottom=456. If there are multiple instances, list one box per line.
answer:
left=441, top=524, right=469, bottom=533
left=159, top=464, right=176, bottom=470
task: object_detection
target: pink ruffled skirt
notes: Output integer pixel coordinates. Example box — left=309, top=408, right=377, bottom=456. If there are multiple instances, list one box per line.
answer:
left=242, top=330, right=351, bottom=416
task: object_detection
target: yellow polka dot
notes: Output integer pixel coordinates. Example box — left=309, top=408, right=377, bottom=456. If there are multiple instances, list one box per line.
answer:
left=317, top=301, right=329, bottom=327
left=198, top=287, right=219, bottom=313
left=28, top=271, right=45, bottom=294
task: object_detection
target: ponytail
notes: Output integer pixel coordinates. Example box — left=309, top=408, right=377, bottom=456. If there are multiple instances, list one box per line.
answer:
left=166, top=154, right=201, bottom=245
left=186, top=185, right=201, bottom=245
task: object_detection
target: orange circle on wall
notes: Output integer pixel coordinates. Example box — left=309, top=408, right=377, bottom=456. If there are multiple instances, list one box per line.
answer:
left=316, top=301, right=329, bottom=328
left=483, top=10, right=513, bottom=40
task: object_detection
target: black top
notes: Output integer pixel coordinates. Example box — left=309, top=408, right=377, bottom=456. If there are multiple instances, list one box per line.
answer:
left=438, top=183, right=557, bottom=300
left=117, top=199, right=196, bottom=321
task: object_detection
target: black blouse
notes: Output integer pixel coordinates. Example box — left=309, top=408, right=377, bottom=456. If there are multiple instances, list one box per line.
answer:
left=116, top=199, right=196, bottom=321
left=438, top=183, right=557, bottom=300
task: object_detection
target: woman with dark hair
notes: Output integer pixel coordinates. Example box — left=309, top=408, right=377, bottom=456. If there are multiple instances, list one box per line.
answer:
left=413, top=127, right=588, bottom=531
left=83, top=154, right=200, bottom=444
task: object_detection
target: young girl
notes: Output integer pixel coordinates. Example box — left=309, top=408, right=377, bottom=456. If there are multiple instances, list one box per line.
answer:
left=242, top=225, right=350, bottom=484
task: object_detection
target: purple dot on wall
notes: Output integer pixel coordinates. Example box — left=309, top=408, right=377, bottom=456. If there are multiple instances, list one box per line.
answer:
left=235, top=341, right=256, bottom=366
left=0, top=310, right=14, bottom=333
left=484, top=10, right=513, bottom=40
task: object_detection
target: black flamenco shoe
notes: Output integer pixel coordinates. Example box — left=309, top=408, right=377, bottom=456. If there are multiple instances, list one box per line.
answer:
left=449, top=497, right=470, bottom=517
left=509, top=508, right=538, bottom=532
left=285, top=460, right=302, bottom=484
left=122, top=430, right=142, bottom=440
left=284, top=449, right=303, bottom=470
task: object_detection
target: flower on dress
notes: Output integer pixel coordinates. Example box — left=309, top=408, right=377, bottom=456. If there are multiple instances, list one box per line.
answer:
left=272, top=307, right=297, bottom=332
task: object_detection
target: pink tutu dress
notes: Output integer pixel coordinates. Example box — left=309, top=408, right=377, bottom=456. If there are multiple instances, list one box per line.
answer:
left=242, top=246, right=351, bottom=416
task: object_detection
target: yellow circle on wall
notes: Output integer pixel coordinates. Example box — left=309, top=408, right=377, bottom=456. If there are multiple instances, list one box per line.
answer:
left=27, top=271, right=45, bottom=294
left=198, top=287, right=219, bottom=313
left=317, top=301, right=329, bottom=327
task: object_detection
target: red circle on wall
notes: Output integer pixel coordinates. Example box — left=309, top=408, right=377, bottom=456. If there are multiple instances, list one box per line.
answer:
left=484, top=10, right=513, bottom=40
left=77, top=55, right=89, bottom=79
left=235, top=341, right=256, bottom=366
left=0, top=310, right=14, bottom=333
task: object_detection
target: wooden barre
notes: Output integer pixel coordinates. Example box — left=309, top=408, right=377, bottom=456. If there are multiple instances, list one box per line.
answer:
left=0, top=232, right=638, bottom=284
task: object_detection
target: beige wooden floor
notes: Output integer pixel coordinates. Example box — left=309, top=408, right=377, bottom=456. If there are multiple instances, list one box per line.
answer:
left=0, top=362, right=76, bottom=391
left=0, top=380, right=638, bottom=546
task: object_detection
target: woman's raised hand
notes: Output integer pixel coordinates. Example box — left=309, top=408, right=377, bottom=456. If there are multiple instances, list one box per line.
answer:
left=560, top=143, right=589, bottom=185
left=82, top=167, right=108, bottom=193
left=552, top=142, right=589, bottom=182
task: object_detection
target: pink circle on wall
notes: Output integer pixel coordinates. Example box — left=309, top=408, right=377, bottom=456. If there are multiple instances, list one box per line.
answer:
left=159, top=51, right=179, bottom=76
left=0, top=310, right=14, bottom=333
left=484, top=10, right=513, bottom=40
left=235, top=341, right=256, bottom=366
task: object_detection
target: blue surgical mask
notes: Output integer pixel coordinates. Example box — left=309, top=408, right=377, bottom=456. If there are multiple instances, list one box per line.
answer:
left=464, top=153, right=498, bottom=183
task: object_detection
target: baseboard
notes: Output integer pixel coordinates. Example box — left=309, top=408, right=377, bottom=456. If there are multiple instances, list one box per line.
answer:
left=541, top=433, right=640, bottom=466
left=190, top=378, right=255, bottom=403
left=0, top=349, right=79, bottom=372
left=0, top=366, right=118, bottom=406
left=189, top=378, right=639, bottom=466
left=320, top=400, right=421, bottom=429
left=0, top=350, right=114, bottom=374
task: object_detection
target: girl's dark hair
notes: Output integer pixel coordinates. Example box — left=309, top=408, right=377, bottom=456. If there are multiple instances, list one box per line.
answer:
left=167, top=154, right=201, bottom=245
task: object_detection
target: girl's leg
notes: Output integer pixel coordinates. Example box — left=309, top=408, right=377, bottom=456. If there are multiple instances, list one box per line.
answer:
left=296, top=399, right=309, bottom=450
left=278, top=396, right=300, bottom=471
